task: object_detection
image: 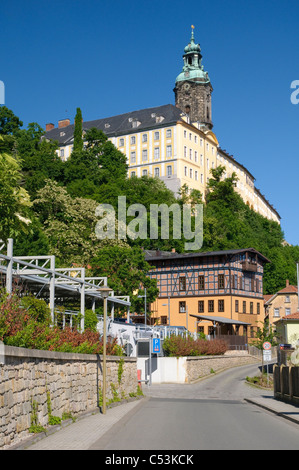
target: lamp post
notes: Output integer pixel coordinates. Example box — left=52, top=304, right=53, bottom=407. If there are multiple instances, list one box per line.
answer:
left=162, top=295, right=171, bottom=327
left=138, top=288, right=147, bottom=327
left=97, top=286, right=113, bottom=414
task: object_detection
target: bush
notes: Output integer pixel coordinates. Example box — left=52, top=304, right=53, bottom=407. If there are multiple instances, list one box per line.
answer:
left=0, top=292, right=123, bottom=355
left=163, top=334, right=227, bottom=357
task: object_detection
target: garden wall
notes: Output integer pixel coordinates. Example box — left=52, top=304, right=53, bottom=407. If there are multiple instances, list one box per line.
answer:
left=0, top=342, right=138, bottom=449
left=137, top=352, right=260, bottom=384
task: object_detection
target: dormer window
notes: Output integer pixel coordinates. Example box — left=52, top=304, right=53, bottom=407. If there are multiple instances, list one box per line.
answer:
left=105, top=123, right=110, bottom=129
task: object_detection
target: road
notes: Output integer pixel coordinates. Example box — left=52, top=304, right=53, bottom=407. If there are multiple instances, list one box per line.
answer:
left=91, top=363, right=299, bottom=450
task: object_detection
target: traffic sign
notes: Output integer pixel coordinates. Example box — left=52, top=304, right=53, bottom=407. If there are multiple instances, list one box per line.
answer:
left=263, top=350, right=272, bottom=362
left=263, top=341, right=271, bottom=350
left=152, top=338, right=161, bottom=354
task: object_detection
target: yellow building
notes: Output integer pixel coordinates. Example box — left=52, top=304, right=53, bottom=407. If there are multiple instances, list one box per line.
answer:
left=265, top=280, right=299, bottom=327
left=44, top=28, right=280, bottom=224
left=145, top=248, right=270, bottom=344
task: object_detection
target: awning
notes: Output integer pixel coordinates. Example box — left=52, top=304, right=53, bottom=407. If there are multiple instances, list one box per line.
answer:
left=190, top=314, right=251, bottom=326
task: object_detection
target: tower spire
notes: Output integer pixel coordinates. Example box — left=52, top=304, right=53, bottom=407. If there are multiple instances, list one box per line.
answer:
left=174, top=27, right=213, bottom=130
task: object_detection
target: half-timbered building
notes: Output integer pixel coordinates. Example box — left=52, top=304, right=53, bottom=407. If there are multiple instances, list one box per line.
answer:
left=145, top=248, right=270, bottom=343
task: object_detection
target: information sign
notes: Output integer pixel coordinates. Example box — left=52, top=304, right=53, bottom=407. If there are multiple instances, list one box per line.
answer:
left=152, top=338, right=161, bottom=354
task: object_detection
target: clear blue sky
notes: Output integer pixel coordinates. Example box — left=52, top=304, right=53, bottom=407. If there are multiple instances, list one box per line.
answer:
left=1, top=0, right=299, bottom=246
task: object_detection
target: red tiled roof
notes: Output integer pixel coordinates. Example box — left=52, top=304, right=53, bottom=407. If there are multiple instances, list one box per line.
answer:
left=280, top=311, right=299, bottom=321
left=278, top=285, right=298, bottom=294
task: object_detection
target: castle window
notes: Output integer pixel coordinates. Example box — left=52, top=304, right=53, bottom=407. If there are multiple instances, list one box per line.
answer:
left=131, top=171, right=136, bottom=177
left=167, top=165, right=172, bottom=177
left=130, top=151, right=136, bottom=163
left=154, top=131, right=159, bottom=140
left=166, top=129, right=172, bottom=138
left=142, top=169, right=148, bottom=176
left=154, top=147, right=160, bottom=159
left=131, top=136, right=136, bottom=145
left=154, top=167, right=160, bottom=177
left=142, top=134, right=147, bottom=142
left=142, top=149, right=148, bottom=161
left=119, top=138, right=124, bottom=147
left=166, top=145, right=172, bottom=158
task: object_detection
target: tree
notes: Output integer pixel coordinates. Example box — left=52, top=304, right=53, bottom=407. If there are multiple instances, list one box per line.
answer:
left=15, top=122, right=64, bottom=198
left=33, top=179, right=127, bottom=265
left=90, top=245, right=159, bottom=315
left=0, top=106, right=23, bottom=135
left=73, top=107, right=83, bottom=152
left=0, top=136, right=32, bottom=241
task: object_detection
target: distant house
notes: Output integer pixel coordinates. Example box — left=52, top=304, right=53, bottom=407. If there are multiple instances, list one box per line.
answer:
left=274, top=311, right=299, bottom=345
left=264, top=280, right=298, bottom=327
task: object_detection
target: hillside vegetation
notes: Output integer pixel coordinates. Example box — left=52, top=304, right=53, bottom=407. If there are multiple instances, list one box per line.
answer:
left=1, top=105, right=298, bottom=305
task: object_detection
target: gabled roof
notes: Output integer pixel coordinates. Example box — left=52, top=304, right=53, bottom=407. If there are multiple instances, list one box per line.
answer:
left=44, top=104, right=185, bottom=145
left=144, top=247, right=271, bottom=264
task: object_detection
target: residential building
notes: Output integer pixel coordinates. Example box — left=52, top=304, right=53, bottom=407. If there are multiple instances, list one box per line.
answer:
left=43, top=28, right=280, bottom=225
left=274, top=311, right=299, bottom=345
left=265, top=280, right=299, bottom=327
left=145, top=248, right=270, bottom=342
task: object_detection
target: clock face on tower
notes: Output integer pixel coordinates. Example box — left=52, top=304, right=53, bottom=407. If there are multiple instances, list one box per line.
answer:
left=183, top=82, right=190, bottom=91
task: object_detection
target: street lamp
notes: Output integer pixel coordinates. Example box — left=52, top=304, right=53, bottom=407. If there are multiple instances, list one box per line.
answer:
left=137, top=288, right=147, bottom=327
left=162, top=295, right=171, bottom=327
left=97, top=286, right=113, bottom=414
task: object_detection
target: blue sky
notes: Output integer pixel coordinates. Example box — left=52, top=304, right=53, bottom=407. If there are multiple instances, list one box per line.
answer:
left=1, top=0, right=299, bottom=246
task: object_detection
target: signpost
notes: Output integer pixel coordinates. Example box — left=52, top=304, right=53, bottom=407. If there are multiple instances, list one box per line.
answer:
left=263, top=342, right=272, bottom=386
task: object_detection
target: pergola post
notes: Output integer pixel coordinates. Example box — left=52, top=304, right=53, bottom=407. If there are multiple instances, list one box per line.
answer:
left=49, top=256, right=55, bottom=325
left=6, top=238, right=13, bottom=295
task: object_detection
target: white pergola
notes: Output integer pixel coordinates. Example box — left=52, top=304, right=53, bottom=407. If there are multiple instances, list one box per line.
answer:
left=0, top=239, right=131, bottom=330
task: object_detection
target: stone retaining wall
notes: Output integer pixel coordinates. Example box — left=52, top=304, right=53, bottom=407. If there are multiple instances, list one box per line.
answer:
left=186, top=353, right=260, bottom=383
left=0, top=343, right=138, bottom=449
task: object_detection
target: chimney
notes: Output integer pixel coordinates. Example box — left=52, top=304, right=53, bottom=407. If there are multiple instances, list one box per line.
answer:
left=286, top=280, right=289, bottom=287
left=58, top=118, right=70, bottom=128
left=46, top=123, right=54, bottom=132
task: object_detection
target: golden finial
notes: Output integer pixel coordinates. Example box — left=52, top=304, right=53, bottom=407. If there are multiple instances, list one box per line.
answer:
left=191, top=25, right=195, bottom=29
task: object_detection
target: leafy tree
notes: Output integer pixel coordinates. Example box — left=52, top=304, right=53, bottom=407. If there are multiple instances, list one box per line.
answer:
left=33, top=179, right=127, bottom=265
left=0, top=106, right=23, bottom=135
left=0, top=136, right=32, bottom=241
left=90, top=245, right=159, bottom=315
left=73, top=107, right=83, bottom=152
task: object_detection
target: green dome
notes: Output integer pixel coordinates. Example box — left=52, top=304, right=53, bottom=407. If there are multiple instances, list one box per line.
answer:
left=175, top=27, right=211, bottom=85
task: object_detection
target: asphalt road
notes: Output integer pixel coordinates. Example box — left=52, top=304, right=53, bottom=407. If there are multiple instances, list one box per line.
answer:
left=91, top=363, right=299, bottom=450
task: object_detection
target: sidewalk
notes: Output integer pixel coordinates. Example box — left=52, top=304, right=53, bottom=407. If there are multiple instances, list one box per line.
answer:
left=10, top=398, right=146, bottom=451
left=9, top=392, right=299, bottom=450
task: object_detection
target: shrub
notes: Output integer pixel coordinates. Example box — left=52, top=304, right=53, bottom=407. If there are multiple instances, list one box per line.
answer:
left=163, top=334, right=227, bottom=357
left=0, top=292, right=123, bottom=355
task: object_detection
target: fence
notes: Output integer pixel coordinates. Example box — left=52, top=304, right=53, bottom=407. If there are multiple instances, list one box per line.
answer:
left=274, top=365, right=299, bottom=406
left=216, top=334, right=248, bottom=350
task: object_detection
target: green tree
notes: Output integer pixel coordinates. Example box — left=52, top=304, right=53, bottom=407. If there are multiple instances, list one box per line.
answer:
left=90, top=245, right=159, bottom=315
left=0, top=106, right=23, bottom=135
left=0, top=136, right=32, bottom=241
left=73, top=107, right=83, bottom=152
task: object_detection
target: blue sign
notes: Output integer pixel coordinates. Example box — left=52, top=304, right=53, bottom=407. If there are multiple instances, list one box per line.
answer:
left=152, top=338, right=161, bottom=354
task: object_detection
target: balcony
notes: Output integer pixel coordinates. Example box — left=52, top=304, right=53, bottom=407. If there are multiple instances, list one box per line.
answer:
left=240, top=260, right=257, bottom=272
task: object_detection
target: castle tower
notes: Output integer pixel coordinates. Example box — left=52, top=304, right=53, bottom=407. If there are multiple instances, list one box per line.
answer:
left=174, top=26, right=213, bottom=131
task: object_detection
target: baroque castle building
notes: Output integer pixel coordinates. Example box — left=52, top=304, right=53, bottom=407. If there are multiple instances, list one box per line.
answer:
left=44, top=27, right=280, bottom=224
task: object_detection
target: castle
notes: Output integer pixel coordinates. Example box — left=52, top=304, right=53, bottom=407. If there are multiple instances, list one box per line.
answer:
left=44, top=27, right=280, bottom=224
